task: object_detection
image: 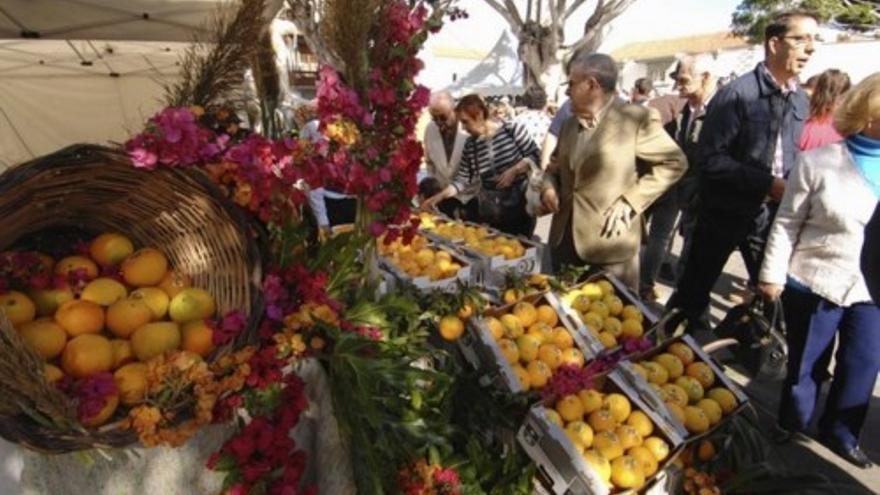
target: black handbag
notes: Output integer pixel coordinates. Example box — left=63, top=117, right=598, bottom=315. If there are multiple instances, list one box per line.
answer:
left=714, top=298, right=788, bottom=381
left=475, top=125, right=528, bottom=226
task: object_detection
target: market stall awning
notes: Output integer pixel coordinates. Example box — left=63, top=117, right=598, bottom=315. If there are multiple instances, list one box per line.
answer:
left=0, top=0, right=284, bottom=170
left=445, top=30, right=524, bottom=98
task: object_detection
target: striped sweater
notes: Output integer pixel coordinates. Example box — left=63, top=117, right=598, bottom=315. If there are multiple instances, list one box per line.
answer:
left=451, top=121, right=540, bottom=194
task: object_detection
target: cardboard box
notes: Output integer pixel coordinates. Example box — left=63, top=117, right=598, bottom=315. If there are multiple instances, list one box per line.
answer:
left=378, top=243, right=473, bottom=294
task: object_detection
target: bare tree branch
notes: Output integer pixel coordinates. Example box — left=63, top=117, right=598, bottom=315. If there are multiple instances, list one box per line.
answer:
left=484, top=0, right=523, bottom=29
left=502, top=0, right=525, bottom=26
left=563, top=0, right=590, bottom=20
left=286, top=0, right=344, bottom=69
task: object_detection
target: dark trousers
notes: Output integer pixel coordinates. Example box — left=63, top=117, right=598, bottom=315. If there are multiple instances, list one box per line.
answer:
left=640, top=178, right=698, bottom=293
left=666, top=203, right=777, bottom=327
left=438, top=198, right=480, bottom=223
left=778, top=287, right=880, bottom=449
left=325, top=196, right=357, bottom=227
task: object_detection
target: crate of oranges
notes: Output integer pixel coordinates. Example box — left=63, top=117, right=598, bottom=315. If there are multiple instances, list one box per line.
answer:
left=518, top=370, right=685, bottom=494
left=625, top=335, right=748, bottom=441
left=557, top=273, right=658, bottom=354
left=377, top=233, right=473, bottom=293
left=420, top=216, right=542, bottom=288
left=458, top=292, right=596, bottom=393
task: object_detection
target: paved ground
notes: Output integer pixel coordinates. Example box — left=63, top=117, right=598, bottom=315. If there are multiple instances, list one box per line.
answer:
left=1, top=217, right=876, bottom=494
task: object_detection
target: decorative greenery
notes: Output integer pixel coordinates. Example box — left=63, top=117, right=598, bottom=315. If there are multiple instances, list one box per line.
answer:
left=732, top=0, right=880, bottom=42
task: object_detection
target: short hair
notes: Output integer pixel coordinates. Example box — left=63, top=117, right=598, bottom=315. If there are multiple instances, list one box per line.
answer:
left=676, top=54, right=717, bottom=79
left=418, top=176, right=444, bottom=198
left=809, top=69, right=851, bottom=119
left=429, top=90, right=455, bottom=110
left=522, top=86, right=547, bottom=110
left=456, top=93, right=489, bottom=120
left=634, top=78, right=653, bottom=96
left=764, top=10, right=819, bottom=48
left=567, top=52, right=618, bottom=92
left=834, top=72, right=880, bottom=137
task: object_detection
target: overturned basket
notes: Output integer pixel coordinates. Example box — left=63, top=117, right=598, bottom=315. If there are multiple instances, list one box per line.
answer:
left=0, top=144, right=263, bottom=453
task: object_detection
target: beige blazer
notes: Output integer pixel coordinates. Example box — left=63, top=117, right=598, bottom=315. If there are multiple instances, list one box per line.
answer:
left=759, top=143, right=876, bottom=306
left=544, top=101, right=687, bottom=264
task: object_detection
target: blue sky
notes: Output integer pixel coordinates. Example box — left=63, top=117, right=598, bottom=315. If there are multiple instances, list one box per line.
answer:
left=433, top=0, right=743, bottom=52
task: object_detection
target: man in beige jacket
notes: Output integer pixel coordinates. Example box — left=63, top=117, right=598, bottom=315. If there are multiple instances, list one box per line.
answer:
left=541, top=52, right=688, bottom=289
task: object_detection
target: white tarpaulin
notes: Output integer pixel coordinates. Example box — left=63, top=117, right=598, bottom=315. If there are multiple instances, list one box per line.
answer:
left=0, top=0, right=283, bottom=169
left=445, top=30, right=524, bottom=97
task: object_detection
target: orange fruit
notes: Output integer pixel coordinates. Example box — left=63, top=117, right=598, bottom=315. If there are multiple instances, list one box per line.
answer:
left=44, top=363, right=64, bottom=384
left=55, top=300, right=104, bottom=337
left=18, top=318, right=67, bottom=359
left=597, top=331, right=617, bottom=349
left=626, top=411, right=654, bottom=438
left=581, top=311, right=604, bottom=332
left=642, top=436, right=670, bottom=462
left=589, top=301, right=610, bottom=319
left=54, top=256, right=98, bottom=279
left=106, top=299, right=153, bottom=338
left=596, top=280, right=614, bottom=297
left=603, top=316, right=623, bottom=337
left=556, top=394, right=585, bottom=422
left=603, top=295, right=624, bottom=316
left=513, top=302, right=538, bottom=328
left=653, top=353, right=685, bottom=379
left=588, top=409, right=617, bottom=433
left=697, top=439, right=716, bottom=461
left=561, top=348, right=585, bottom=368
left=707, top=388, right=738, bottom=415
left=675, top=376, right=705, bottom=403
left=34, top=252, right=55, bottom=273
left=168, top=288, right=216, bottom=323
left=545, top=408, right=563, bottom=428
left=502, top=288, right=522, bottom=305
left=628, top=445, right=659, bottom=477
left=516, top=334, right=542, bottom=362
left=130, top=322, right=181, bottom=361
left=89, top=233, right=135, bottom=267
left=483, top=317, right=504, bottom=340
left=551, top=327, right=574, bottom=349
left=438, top=315, right=465, bottom=341
left=158, top=270, right=191, bottom=298
left=129, top=288, right=169, bottom=320
left=500, top=314, right=524, bottom=339
left=684, top=406, right=710, bottom=434
left=121, top=248, right=168, bottom=287
left=686, top=361, right=716, bottom=389
left=579, top=389, right=604, bottom=414
left=0, top=290, right=36, bottom=326
left=512, top=365, right=530, bottom=391
left=80, top=277, right=128, bottom=306
left=594, top=430, right=624, bottom=460
left=537, top=343, right=563, bottom=369
left=621, top=305, right=644, bottom=322
left=642, top=362, right=669, bottom=385
left=526, top=322, right=554, bottom=344
left=631, top=363, right=649, bottom=381
left=28, top=286, right=74, bottom=317
left=61, top=334, right=114, bottom=378
left=111, top=339, right=135, bottom=368
left=621, top=319, right=644, bottom=339
left=498, top=338, right=519, bottom=363
left=610, top=455, right=645, bottom=489
left=662, top=383, right=689, bottom=407
left=668, top=342, right=695, bottom=365
left=603, top=393, right=632, bottom=423
left=666, top=401, right=687, bottom=423
left=697, top=398, right=723, bottom=425
left=114, top=362, right=148, bottom=405
left=565, top=421, right=594, bottom=449
left=582, top=449, right=611, bottom=483
left=535, top=305, right=558, bottom=327
left=182, top=320, right=215, bottom=357
left=81, top=394, right=120, bottom=428
left=526, top=360, right=552, bottom=388
left=616, top=424, right=643, bottom=449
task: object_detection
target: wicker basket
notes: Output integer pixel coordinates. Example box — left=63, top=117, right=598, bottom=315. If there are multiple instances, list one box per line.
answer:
left=0, top=144, right=263, bottom=453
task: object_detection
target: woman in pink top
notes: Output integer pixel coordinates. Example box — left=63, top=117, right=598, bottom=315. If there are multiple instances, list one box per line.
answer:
left=799, top=69, right=851, bottom=151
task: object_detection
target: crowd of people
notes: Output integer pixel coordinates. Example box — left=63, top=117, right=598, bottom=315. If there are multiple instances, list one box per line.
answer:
left=413, top=10, right=880, bottom=470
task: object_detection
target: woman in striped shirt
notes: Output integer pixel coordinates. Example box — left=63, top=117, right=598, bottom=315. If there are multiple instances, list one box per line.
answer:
left=421, top=94, right=541, bottom=237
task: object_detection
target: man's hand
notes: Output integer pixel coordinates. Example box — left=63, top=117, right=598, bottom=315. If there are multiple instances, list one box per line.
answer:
left=601, top=198, right=635, bottom=238
left=769, top=178, right=786, bottom=202
left=541, top=187, right=560, bottom=215
left=758, top=282, right=784, bottom=301
left=496, top=161, right=527, bottom=189
left=420, top=193, right=444, bottom=211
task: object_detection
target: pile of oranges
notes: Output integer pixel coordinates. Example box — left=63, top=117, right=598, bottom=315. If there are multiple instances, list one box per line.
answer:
left=630, top=342, right=739, bottom=435
left=562, top=279, right=647, bottom=350
left=0, top=233, right=218, bottom=426
left=378, top=234, right=462, bottom=281
left=546, top=388, right=671, bottom=491
left=482, top=299, right=586, bottom=391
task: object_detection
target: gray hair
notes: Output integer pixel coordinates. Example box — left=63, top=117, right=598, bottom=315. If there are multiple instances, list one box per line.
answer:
left=567, top=52, right=618, bottom=93
left=429, top=90, right=455, bottom=109
left=676, top=54, right=717, bottom=80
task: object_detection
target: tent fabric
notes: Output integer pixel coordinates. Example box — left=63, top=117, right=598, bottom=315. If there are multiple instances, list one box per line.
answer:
left=0, top=0, right=284, bottom=169
left=445, top=30, right=524, bottom=97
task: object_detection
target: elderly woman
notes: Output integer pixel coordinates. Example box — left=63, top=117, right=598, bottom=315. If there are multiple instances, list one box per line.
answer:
left=758, top=73, right=880, bottom=468
left=421, top=94, right=540, bottom=237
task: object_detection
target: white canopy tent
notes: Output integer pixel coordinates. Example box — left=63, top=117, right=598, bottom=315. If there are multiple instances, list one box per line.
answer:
left=0, top=0, right=283, bottom=169
left=445, top=30, right=524, bottom=98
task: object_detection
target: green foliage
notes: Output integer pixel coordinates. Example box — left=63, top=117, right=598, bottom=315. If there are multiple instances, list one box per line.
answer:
left=732, top=0, right=879, bottom=42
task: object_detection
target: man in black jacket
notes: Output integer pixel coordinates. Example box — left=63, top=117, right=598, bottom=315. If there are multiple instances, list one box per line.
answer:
left=666, top=10, right=818, bottom=331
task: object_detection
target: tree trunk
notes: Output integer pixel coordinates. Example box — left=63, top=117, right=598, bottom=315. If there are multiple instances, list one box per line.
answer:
left=286, top=0, right=345, bottom=70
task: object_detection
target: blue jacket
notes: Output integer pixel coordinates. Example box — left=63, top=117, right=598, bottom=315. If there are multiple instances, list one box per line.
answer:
left=697, top=63, right=809, bottom=216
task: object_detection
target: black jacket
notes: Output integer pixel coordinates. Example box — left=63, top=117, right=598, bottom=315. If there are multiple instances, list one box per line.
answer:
left=696, top=63, right=808, bottom=216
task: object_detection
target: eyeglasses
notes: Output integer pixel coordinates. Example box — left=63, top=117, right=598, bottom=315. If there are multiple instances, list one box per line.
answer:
left=782, top=35, right=818, bottom=47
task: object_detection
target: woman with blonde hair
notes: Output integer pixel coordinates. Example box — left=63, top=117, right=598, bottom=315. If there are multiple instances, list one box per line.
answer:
left=799, top=69, right=851, bottom=151
left=758, top=72, right=880, bottom=468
